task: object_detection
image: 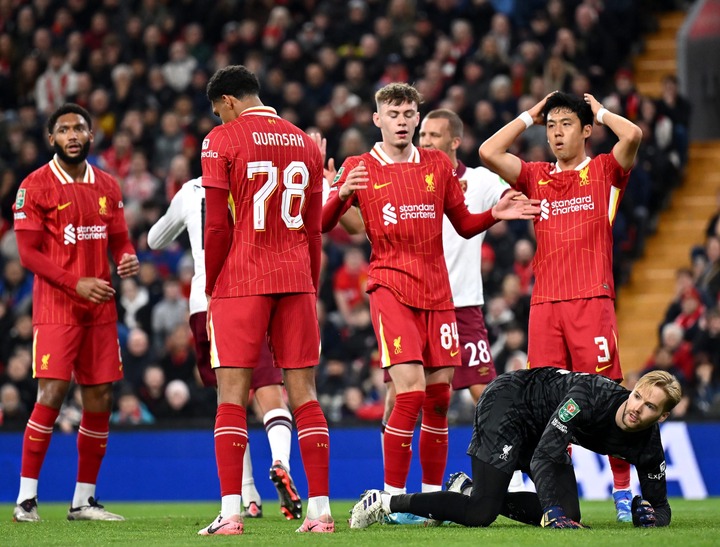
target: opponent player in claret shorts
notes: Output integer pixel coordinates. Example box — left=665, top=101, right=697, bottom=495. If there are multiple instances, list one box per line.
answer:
left=198, top=65, right=332, bottom=536
left=12, top=103, right=139, bottom=523
left=147, top=177, right=302, bottom=521
left=479, top=91, right=644, bottom=521
left=323, top=83, right=540, bottom=504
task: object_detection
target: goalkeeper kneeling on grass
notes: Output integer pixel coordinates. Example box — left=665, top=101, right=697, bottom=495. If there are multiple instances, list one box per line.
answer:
left=350, top=368, right=680, bottom=529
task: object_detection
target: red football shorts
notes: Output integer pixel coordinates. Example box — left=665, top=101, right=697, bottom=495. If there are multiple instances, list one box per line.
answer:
left=451, top=305, right=497, bottom=390
left=32, top=323, right=123, bottom=385
left=527, top=297, right=623, bottom=381
left=208, top=294, right=319, bottom=369
left=369, top=286, right=460, bottom=369
left=189, top=312, right=282, bottom=389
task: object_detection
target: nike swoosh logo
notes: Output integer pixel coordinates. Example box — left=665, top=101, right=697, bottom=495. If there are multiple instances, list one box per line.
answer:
left=207, top=522, right=230, bottom=534
left=373, top=181, right=392, bottom=189
left=450, top=349, right=459, bottom=357
left=57, top=202, right=72, bottom=210
left=29, top=436, right=44, bottom=441
left=100, top=444, right=107, bottom=448
left=401, top=442, right=411, bottom=447
left=595, top=363, right=612, bottom=373
left=537, top=179, right=552, bottom=186
left=307, top=524, right=318, bottom=531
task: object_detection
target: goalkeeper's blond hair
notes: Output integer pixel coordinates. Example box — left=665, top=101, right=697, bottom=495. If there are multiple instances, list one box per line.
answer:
left=635, top=370, right=682, bottom=413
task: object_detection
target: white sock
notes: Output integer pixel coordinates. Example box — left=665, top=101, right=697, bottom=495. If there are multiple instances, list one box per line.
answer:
left=71, top=482, right=95, bottom=508
left=221, top=495, right=242, bottom=518
left=380, top=492, right=393, bottom=513
left=241, top=444, right=260, bottom=506
left=384, top=484, right=406, bottom=495
left=17, top=477, right=38, bottom=504
left=264, top=408, right=292, bottom=468
left=508, top=470, right=525, bottom=492
left=306, top=495, right=331, bottom=519
left=421, top=483, right=441, bottom=493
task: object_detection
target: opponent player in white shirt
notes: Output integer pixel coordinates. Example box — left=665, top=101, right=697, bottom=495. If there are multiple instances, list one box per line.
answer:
left=148, top=178, right=302, bottom=520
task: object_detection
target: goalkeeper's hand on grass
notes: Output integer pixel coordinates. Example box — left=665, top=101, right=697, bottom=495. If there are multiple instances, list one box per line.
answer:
left=631, top=496, right=656, bottom=527
left=541, top=506, right=586, bottom=529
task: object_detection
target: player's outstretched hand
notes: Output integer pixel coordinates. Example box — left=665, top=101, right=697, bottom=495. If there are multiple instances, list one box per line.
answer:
left=76, top=277, right=115, bottom=304
left=117, top=253, right=140, bottom=278
left=492, top=190, right=541, bottom=220
left=338, top=160, right=368, bottom=201
left=541, top=506, right=587, bottom=529
left=631, top=496, right=656, bottom=527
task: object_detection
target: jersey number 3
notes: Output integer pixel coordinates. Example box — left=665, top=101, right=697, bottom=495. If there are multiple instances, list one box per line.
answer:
left=249, top=160, right=309, bottom=231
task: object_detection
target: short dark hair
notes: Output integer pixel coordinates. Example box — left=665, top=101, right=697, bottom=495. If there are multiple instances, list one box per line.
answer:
left=47, top=103, right=92, bottom=134
left=541, top=92, right=593, bottom=129
left=425, top=109, right=464, bottom=139
left=206, top=65, right=261, bottom=103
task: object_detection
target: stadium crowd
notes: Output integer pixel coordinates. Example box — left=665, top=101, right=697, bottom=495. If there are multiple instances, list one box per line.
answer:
left=0, top=0, right=714, bottom=429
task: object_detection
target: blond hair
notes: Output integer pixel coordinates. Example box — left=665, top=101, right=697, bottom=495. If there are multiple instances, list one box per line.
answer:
left=375, top=83, right=423, bottom=110
left=635, top=370, right=682, bottom=412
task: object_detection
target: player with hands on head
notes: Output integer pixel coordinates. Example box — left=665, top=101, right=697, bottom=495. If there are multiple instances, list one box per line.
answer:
left=12, top=103, right=138, bottom=523
left=479, top=90, right=643, bottom=521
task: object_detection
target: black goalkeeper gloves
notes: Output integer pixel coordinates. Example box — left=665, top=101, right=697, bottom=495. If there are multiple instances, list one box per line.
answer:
left=540, top=506, right=587, bottom=529
left=631, top=496, right=657, bottom=527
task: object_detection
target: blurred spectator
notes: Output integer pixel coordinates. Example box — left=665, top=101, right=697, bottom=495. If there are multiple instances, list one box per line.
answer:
left=493, top=321, right=528, bottom=376
left=151, top=277, right=187, bottom=353
left=35, top=47, right=79, bottom=116
left=0, top=383, right=28, bottom=429
left=161, top=40, right=197, bottom=93
left=0, top=349, right=36, bottom=412
left=512, top=239, right=535, bottom=295
left=122, top=327, right=156, bottom=388
left=0, top=258, right=33, bottom=313
left=137, top=365, right=166, bottom=417
left=57, top=385, right=83, bottom=433
left=688, top=357, right=720, bottom=419
left=118, top=277, right=152, bottom=332
left=159, top=323, right=195, bottom=384
left=98, top=129, right=133, bottom=181
left=332, top=246, right=369, bottom=326
left=2, top=314, right=33, bottom=367
left=111, top=387, right=155, bottom=425
left=693, top=307, right=720, bottom=369
left=697, top=236, right=720, bottom=306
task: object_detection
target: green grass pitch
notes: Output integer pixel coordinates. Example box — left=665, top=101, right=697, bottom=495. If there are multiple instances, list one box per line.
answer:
left=1, top=498, right=719, bottom=546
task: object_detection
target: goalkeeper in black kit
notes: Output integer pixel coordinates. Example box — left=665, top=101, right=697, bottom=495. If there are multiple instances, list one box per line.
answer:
left=350, top=368, right=681, bottom=529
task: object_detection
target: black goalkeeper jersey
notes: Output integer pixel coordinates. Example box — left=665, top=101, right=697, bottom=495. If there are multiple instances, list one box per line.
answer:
left=468, top=368, right=670, bottom=525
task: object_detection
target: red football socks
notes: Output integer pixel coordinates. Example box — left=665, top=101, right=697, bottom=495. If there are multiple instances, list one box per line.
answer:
left=214, top=403, right=248, bottom=496
left=20, top=403, right=59, bottom=479
left=76, top=410, right=110, bottom=484
left=383, top=390, right=425, bottom=489
left=420, top=383, right=450, bottom=488
left=294, top=400, right=330, bottom=497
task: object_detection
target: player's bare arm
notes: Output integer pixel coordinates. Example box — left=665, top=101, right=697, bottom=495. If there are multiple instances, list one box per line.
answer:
left=76, top=277, right=115, bottom=304
left=116, top=253, right=139, bottom=278
left=584, top=93, right=643, bottom=172
left=479, top=91, right=556, bottom=184
left=338, top=161, right=369, bottom=201
left=492, top=190, right=541, bottom=220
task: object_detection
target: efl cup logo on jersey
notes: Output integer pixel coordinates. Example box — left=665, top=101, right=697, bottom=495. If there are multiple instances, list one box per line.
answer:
left=383, top=203, right=397, bottom=225
left=63, top=223, right=107, bottom=245
left=538, top=196, right=594, bottom=221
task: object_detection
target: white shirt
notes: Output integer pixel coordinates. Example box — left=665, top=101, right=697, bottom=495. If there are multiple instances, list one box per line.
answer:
left=147, top=178, right=207, bottom=315
left=443, top=165, right=509, bottom=307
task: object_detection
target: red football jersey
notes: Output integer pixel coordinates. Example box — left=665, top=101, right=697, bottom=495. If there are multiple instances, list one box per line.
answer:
left=515, top=154, right=630, bottom=303
left=12, top=158, right=127, bottom=325
left=201, top=106, right=323, bottom=297
left=333, top=144, right=466, bottom=310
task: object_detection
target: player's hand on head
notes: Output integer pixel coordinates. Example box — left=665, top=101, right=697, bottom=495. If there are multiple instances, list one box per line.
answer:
left=583, top=93, right=602, bottom=116
left=492, top=190, right=541, bottom=220
left=631, top=496, right=656, bottom=527
left=338, top=160, right=368, bottom=201
left=117, top=253, right=139, bottom=278
left=528, top=91, right=557, bottom=124
left=76, top=277, right=115, bottom=304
